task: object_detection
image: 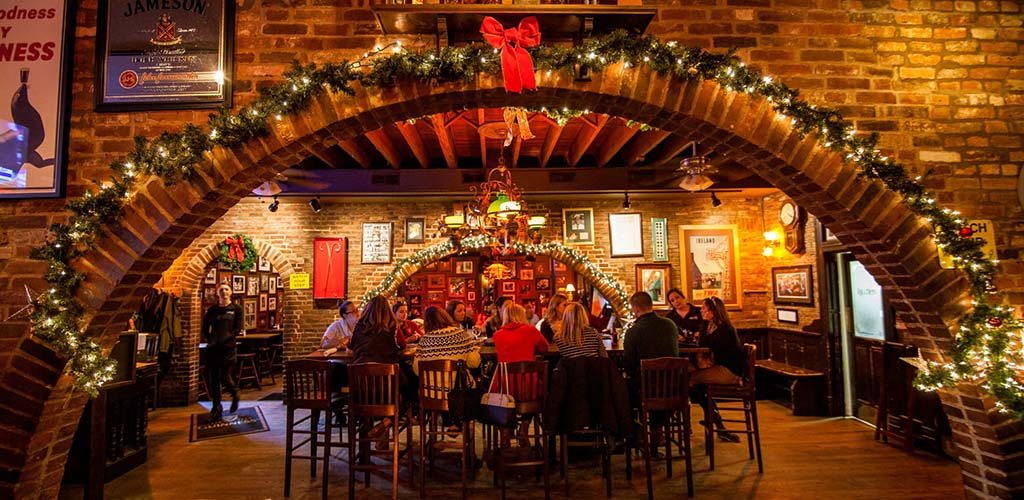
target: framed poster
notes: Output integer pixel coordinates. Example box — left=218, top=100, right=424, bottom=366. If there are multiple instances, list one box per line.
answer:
left=95, top=0, right=234, bottom=110
left=609, top=212, right=643, bottom=257
left=231, top=275, right=245, bottom=294
left=405, top=217, right=425, bottom=244
left=0, top=1, right=75, bottom=199
left=203, top=267, right=217, bottom=285
left=562, top=208, right=594, bottom=245
left=448, top=277, right=468, bottom=297
left=772, top=265, right=814, bottom=306
left=636, top=264, right=670, bottom=307
left=314, top=237, right=346, bottom=299
left=455, top=259, right=474, bottom=275
left=651, top=218, right=669, bottom=262
left=243, top=300, right=256, bottom=331
left=257, top=256, right=271, bottom=272
left=679, top=225, right=742, bottom=309
left=362, top=223, right=393, bottom=264
left=246, top=276, right=258, bottom=297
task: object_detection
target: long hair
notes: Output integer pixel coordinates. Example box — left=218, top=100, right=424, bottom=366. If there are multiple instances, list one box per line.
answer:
left=542, top=294, right=568, bottom=324
left=502, top=303, right=527, bottom=324
left=702, top=296, right=731, bottom=329
left=358, top=295, right=397, bottom=334
left=558, top=302, right=590, bottom=346
left=423, top=305, right=456, bottom=333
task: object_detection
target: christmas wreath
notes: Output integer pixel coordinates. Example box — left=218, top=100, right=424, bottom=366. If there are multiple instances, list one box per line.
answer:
left=219, top=234, right=258, bottom=273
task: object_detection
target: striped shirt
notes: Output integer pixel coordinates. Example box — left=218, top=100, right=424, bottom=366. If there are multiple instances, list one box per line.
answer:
left=554, top=326, right=608, bottom=359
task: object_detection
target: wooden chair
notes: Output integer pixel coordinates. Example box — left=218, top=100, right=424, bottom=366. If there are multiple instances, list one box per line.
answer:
left=417, top=359, right=476, bottom=500
left=705, top=344, right=763, bottom=473
left=625, top=357, right=694, bottom=499
left=283, top=359, right=336, bottom=499
left=348, top=362, right=414, bottom=500
left=493, top=360, right=551, bottom=500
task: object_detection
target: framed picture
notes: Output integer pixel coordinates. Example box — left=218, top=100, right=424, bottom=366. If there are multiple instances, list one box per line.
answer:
left=408, top=294, right=422, bottom=306
left=772, top=265, right=815, bottom=306
left=427, top=274, right=445, bottom=289
left=448, top=277, right=468, bottom=297
left=268, top=276, right=277, bottom=291
left=410, top=306, right=422, bottom=318
left=203, top=267, right=217, bottom=285
left=258, top=293, right=268, bottom=312
left=521, top=260, right=534, bottom=269
left=609, top=212, right=644, bottom=257
left=257, top=256, right=271, bottom=272
left=361, top=222, right=393, bottom=264
left=259, top=274, right=269, bottom=292
left=562, top=208, right=595, bottom=245
left=455, top=259, right=474, bottom=275
left=406, top=217, right=425, bottom=244
left=437, top=259, right=451, bottom=272
left=246, top=276, right=258, bottom=297
left=536, top=278, right=551, bottom=291
left=231, top=275, right=245, bottom=294
left=651, top=218, right=669, bottom=262
left=268, top=296, right=277, bottom=311
left=427, top=290, right=444, bottom=303
left=502, top=260, right=517, bottom=277
left=95, top=0, right=234, bottom=110
left=777, top=308, right=799, bottom=324
left=314, top=237, right=347, bottom=299
left=501, top=281, right=517, bottom=294
left=243, top=300, right=256, bottom=331
left=519, top=281, right=535, bottom=298
left=520, top=269, right=534, bottom=281
left=0, top=1, right=75, bottom=199
left=535, top=260, right=549, bottom=276
left=467, top=291, right=476, bottom=301
left=202, top=286, right=217, bottom=305
left=554, top=260, right=568, bottom=273
left=405, top=277, right=424, bottom=292
left=636, top=264, right=671, bottom=307
left=679, top=225, right=742, bottom=309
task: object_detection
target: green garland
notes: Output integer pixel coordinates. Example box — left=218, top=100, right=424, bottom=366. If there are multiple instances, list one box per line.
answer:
left=27, top=31, right=1020, bottom=415
left=218, top=234, right=258, bottom=273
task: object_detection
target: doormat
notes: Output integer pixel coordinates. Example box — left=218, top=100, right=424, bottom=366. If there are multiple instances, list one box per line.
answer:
left=259, top=392, right=284, bottom=401
left=189, top=406, right=270, bottom=442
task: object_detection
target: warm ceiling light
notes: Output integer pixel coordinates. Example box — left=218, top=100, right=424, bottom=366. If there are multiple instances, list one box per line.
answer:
left=678, top=174, right=714, bottom=192
left=677, top=144, right=716, bottom=192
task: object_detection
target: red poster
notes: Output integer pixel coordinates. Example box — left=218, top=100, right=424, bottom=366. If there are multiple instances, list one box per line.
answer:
left=314, top=237, right=347, bottom=299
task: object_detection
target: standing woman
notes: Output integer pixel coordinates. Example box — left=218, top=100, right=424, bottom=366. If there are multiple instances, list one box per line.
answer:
left=690, top=296, right=744, bottom=441
left=554, top=302, right=607, bottom=359
left=393, top=301, right=423, bottom=346
left=536, top=293, right=568, bottom=342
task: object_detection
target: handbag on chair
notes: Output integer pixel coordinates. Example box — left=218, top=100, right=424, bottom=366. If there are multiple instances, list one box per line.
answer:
left=447, top=360, right=483, bottom=422
left=479, top=362, right=517, bottom=428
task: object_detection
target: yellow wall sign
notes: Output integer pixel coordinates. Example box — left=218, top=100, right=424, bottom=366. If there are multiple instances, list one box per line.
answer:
left=289, top=273, right=311, bottom=289
left=939, top=220, right=997, bottom=269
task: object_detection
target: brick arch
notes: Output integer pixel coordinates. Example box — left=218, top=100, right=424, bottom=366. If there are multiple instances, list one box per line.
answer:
left=10, top=65, right=1013, bottom=498
left=172, top=239, right=297, bottom=293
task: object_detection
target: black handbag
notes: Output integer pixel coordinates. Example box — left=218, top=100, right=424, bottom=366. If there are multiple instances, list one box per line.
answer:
left=447, top=360, right=482, bottom=422
left=478, top=362, right=517, bottom=428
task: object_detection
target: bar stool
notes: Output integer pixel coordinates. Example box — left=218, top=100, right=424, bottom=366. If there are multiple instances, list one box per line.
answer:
left=493, top=360, right=550, bottom=500
left=625, top=357, right=694, bottom=499
left=197, top=365, right=210, bottom=401
left=283, top=359, right=337, bottom=499
left=257, top=346, right=276, bottom=384
left=348, top=362, right=414, bottom=500
left=237, top=352, right=261, bottom=390
left=417, top=360, right=476, bottom=500
left=705, top=344, right=762, bottom=473
left=272, top=342, right=285, bottom=374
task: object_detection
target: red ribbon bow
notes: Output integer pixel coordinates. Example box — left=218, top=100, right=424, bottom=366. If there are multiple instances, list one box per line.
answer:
left=481, top=16, right=541, bottom=93
left=225, top=236, right=245, bottom=263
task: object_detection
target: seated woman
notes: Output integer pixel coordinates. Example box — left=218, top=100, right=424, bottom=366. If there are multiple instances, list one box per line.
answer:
left=493, top=303, right=549, bottom=366
left=690, top=296, right=744, bottom=442
left=536, top=293, right=568, bottom=342
left=554, top=302, right=608, bottom=359
left=413, top=305, right=481, bottom=375
left=446, top=299, right=477, bottom=333
left=393, top=301, right=423, bottom=347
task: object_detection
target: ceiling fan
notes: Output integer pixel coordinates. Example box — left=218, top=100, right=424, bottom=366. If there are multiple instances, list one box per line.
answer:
left=251, top=172, right=329, bottom=196
left=628, top=141, right=722, bottom=191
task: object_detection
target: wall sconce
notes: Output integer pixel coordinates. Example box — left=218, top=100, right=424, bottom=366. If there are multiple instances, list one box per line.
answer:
left=763, top=230, right=781, bottom=256
left=308, top=197, right=322, bottom=213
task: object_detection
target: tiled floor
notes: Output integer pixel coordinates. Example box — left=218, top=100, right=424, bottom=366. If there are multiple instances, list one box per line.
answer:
left=60, top=382, right=965, bottom=500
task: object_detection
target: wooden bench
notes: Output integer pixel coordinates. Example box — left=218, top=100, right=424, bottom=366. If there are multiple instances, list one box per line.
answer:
left=755, top=359, right=826, bottom=416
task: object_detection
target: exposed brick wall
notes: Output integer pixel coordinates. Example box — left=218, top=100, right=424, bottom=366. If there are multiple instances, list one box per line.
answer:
left=0, top=1, right=1021, bottom=499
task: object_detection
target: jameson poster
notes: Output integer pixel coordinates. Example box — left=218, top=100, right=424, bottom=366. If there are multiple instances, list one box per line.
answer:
left=0, top=1, right=73, bottom=198
left=97, top=0, right=232, bottom=109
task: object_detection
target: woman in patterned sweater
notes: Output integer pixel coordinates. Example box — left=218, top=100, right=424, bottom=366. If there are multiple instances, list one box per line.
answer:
left=413, top=306, right=481, bottom=375
left=554, top=302, right=608, bottom=359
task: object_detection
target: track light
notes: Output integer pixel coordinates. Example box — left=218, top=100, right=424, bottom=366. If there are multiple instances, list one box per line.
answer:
left=710, top=192, right=722, bottom=208
left=308, top=197, right=321, bottom=213
left=268, top=196, right=279, bottom=212
left=622, top=192, right=631, bottom=210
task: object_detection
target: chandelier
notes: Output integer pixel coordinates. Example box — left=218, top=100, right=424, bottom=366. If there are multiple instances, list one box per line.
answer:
left=676, top=144, right=717, bottom=192
left=438, top=156, right=546, bottom=252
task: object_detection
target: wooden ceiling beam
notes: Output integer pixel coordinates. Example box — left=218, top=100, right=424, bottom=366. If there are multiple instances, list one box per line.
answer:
left=478, top=109, right=488, bottom=168
left=397, top=122, right=430, bottom=168
left=644, top=135, right=695, bottom=166
left=538, top=122, right=563, bottom=169
left=511, top=135, right=522, bottom=168
left=621, top=130, right=671, bottom=166
left=431, top=114, right=459, bottom=168
left=337, top=138, right=373, bottom=169
left=312, top=144, right=350, bottom=169
left=567, top=114, right=609, bottom=167
left=595, top=122, right=641, bottom=167
left=364, top=128, right=403, bottom=169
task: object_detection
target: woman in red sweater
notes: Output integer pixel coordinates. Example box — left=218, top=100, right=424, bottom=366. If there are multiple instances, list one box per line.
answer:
left=493, top=303, right=549, bottom=364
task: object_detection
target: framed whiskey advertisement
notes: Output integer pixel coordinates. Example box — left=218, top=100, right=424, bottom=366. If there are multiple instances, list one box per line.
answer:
left=95, top=0, right=234, bottom=110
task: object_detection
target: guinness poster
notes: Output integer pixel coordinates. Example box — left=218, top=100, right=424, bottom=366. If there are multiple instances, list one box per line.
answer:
left=96, top=0, right=233, bottom=110
left=0, top=1, right=74, bottom=198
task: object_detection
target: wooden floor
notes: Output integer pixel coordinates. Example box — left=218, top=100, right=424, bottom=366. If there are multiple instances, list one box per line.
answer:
left=60, top=382, right=965, bottom=500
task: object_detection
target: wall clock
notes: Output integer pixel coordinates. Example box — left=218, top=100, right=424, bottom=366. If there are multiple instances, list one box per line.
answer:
left=779, top=201, right=807, bottom=254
